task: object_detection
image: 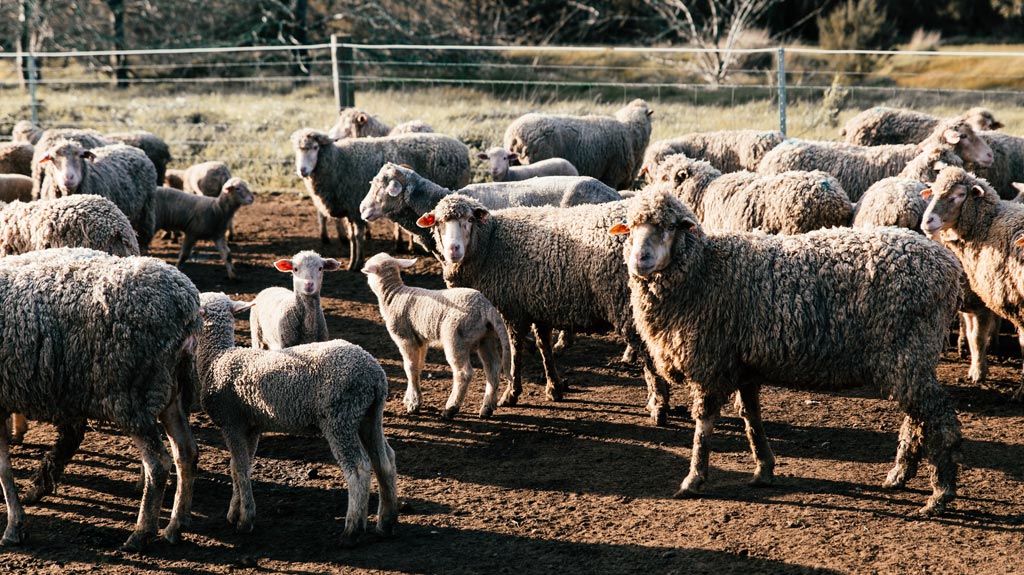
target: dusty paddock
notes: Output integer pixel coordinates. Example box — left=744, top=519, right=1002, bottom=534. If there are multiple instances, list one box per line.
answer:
left=3, top=192, right=1023, bottom=575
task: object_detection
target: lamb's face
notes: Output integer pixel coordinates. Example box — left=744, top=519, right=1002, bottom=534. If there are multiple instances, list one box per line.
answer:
left=947, top=125, right=993, bottom=168
left=477, top=147, right=514, bottom=180
left=41, top=144, right=93, bottom=195
left=223, top=178, right=255, bottom=206
left=920, top=182, right=983, bottom=240
left=275, top=251, right=341, bottom=297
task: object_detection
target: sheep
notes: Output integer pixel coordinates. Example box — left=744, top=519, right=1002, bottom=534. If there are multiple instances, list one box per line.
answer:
left=973, top=131, right=1024, bottom=200
left=610, top=189, right=963, bottom=515
left=37, top=141, right=157, bottom=251
left=249, top=250, right=341, bottom=350
left=327, top=107, right=434, bottom=139
left=415, top=193, right=676, bottom=426
left=169, top=160, right=233, bottom=197
left=841, top=106, right=1003, bottom=146
left=921, top=166, right=1024, bottom=399
left=0, top=247, right=200, bottom=549
left=105, top=130, right=171, bottom=185
left=196, top=292, right=397, bottom=545
left=503, top=99, right=653, bottom=190
left=644, top=154, right=852, bottom=234
left=757, top=118, right=994, bottom=202
left=164, top=169, right=185, bottom=190
left=476, top=146, right=578, bottom=181
left=0, top=142, right=33, bottom=176
left=642, top=130, right=784, bottom=176
left=362, top=253, right=510, bottom=420
left=30, top=128, right=109, bottom=198
left=0, top=174, right=33, bottom=203
left=0, top=194, right=140, bottom=258
left=290, top=129, right=471, bottom=271
left=11, top=120, right=42, bottom=145
left=151, top=177, right=255, bottom=279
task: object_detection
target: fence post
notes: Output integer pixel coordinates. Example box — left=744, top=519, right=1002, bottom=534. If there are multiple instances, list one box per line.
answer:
left=331, top=35, right=355, bottom=110
left=777, top=46, right=786, bottom=138
left=27, top=52, right=38, bottom=125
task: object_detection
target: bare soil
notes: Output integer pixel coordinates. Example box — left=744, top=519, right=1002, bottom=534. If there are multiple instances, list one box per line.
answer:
left=3, top=193, right=1023, bottom=574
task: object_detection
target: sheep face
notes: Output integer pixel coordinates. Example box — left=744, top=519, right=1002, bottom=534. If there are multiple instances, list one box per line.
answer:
left=948, top=124, right=994, bottom=168
left=965, top=107, right=1003, bottom=132
left=290, top=130, right=335, bottom=178
left=610, top=189, right=700, bottom=277
left=274, top=251, right=341, bottom=297
left=41, top=143, right=94, bottom=196
left=417, top=203, right=489, bottom=264
left=477, top=147, right=516, bottom=181
left=920, top=182, right=985, bottom=240
left=362, top=163, right=408, bottom=222
left=199, top=292, right=255, bottom=331
left=361, top=252, right=416, bottom=276
left=222, top=177, right=255, bottom=206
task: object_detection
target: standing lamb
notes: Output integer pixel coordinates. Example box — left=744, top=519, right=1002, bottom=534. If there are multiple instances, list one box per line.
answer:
left=290, top=128, right=471, bottom=270
left=503, top=99, right=653, bottom=190
left=642, top=130, right=784, bottom=176
left=476, top=146, right=578, bottom=181
left=611, top=189, right=963, bottom=515
left=105, top=130, right=172, bottom=185
left=0, top=142, right=33, bottom=176
left=11, top=120, right=42, bottom=145
left=327, top=108, right=434, bottom=139
left=197, top=292, right=397, bottom=545
left=250, top=250, right=341, bottom=350
left=164, top=160, right=233, bottom=197
left=0, top=248, right=200, bottom=549
left=363, top=253, right=510, bottom=420
left=842, top=106, right=1003, bottom=146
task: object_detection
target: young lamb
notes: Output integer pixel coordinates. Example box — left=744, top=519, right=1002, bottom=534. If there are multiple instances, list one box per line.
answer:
left=0, top=248, right=200, bottom=550
left=642, top=130, right=784, bottom=176
left=37, top=140, right=157, bottom=250
left=842, top=106, right=1003, bottom=146
left=327, top=108, right=434, bottom=140
left=503, top=99, right=653, bottom=190
left=476, top=146, right=578, bottom=181
left=250, top=251, right=341, bottom=350
left=197, top=292, right=397, bottom=545
left=105, top=130, right=172, bottom=185
left=0, top=142, right=33, bottom=176
left=362, top=253, right=510, bottom=420
left=290, top=128, right=471, bottom=271
left=167, top=160, right=233, bottom=197
left=0, top=174, right=33, bottom=203
left=611, top=189, right=963, bottom=515
left=11, top=120, right=42, bottom=145
left=152, top=177, right=254, bottom=279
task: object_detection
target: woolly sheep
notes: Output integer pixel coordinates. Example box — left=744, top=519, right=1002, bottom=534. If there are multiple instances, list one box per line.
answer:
left=327, top=108, right=434, bottom=139
left=105, top=130, right=172, bottom=185
left=842, top=106, right=1003, bottom=146
left=0, top=194, right=140, bottom=257
left=250, top=251, right=341, bottom=350
left=642, top=130, right=784, bottom=176
left=611, top=189, right=963, bottom=515
left=173, top=160, right=232, bottom=197
left=921, top=167, right=1024, bottom=399
left=152, top=177, right=254, bottom=279
left=757, top=119, right=994, bottom=202
left=0, top=248, right=200, bottom=549
left=0, top=174, right=32, bottom=203
left=291, top=129, right=471, bottom=271
left=197, top=292, right=397, bottom=545
left=476, top=146, right=578, bottom=181
left=11, top=120, right=42, bottom=145
left=30, top=128, right=109, bottom=198
left=38, top=141, right=157, bottom=250
left=363, top=253, right=511, bottom=420
left=0, top=142, right=33, bottom=176
left=973, top=131, right=1024, bottom=199
left=503, top=99, right=653, bottom=190
left=415, top=194, right=676, bottom=426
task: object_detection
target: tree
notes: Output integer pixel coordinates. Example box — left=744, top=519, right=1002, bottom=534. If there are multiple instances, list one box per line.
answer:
left=107, top=0, right=128, bottom=87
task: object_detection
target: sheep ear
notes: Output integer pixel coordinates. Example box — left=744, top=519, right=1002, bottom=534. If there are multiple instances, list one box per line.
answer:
left=473, top=207, right=490, bottom=225
left=991, top=121, right=1005, bottom=130
left=1012, top=182, right=1024, bottom=195
left=80, top=150, right=96, bottom=161
left=230, top=300, right=255, bottom=314
left=356, top=114, right=368, bottom=125
left=396, top=258, right=417, bottom=269
left=645, top=109, right=654, bottom=117
left=1015, top=235, right=1024, bottom=247
left=972, top=184, right=985, bottom=197
left=416, top=213, right=436, bottom=228
left=476, top=152, right=489, bottom=160
left=680, top=217, right=698, bottom=232
left=361, top=262, right=378, bottom=275
left=920, top=188, right=933, bottom=200
left=274, top=259, right=294, bottom=272
left=608, top=222, right=630, bottom=235
left=638, top=166, right=648, bottom=177
left=322, top=258, right=342, bottom=272
left=942, top=129, right=961, bottom=145
left=507, top=152, right=519, bottom=162
left=932, top=161, right=948, bottom=171
left=386, top=181, right=404, bottom=197
left=38, top=154, right=51, bottom=163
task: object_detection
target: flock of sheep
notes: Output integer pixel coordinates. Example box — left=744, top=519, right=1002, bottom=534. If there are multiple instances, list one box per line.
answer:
left=0, top=96, right=1022, bottom=551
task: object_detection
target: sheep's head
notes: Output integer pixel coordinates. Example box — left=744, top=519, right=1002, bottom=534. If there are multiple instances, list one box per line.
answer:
left=290, top=129, right=337, bottom=178
left=274, top=250, right=341, bottom=297
left=222, top=177, right=255, bottom=207
left=12, top=120, right=41, bottom=144
left=198, top=292, right=255, bottom=329
left=362, top=163, right=416, bottom=221
left=963, top=107, right=1003, bottom=132
left=416, top=194, right=489, bottom=264
left=929, top=119, right=993, bottom=169
left=476, top=147, right=517, bottom=181
left=361, top=252, right=417, bottom=277
left=39, top=140, right=95, bottom=196
left=327, top=108, right=367, bottom=140
left=610, top=189, right=701, bottom=277
left=920, top=167, right=998, bottom=241
left=618, top=98, right=654, bottom=122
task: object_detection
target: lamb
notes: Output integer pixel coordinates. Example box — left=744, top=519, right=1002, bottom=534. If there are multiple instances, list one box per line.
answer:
left=642, top=130, right=784, bottom=176
left=757, top=118, right=994, bottom=202
left=0, top=142, right=33, bottom=176
left=0, top=174, right=33, bottom=203
left=327, top=107, right=434, bottom=139
left=196, top=292, right=397, bottom=545
left=0, top=194, right=140, bottom=257
left=291, top=128, right=471, bottom=270
left=37, top=141, right=157, bottom=250
left=921, top=166, right=1024, bottom=399
left=362, top=253, right=510, bottom=420
left=0, top=247, right=200, bottom=549
left=164, top=160, right=232, bottom=197
left=645, top=154, right=851, bottom=234
left=151, top=177, right=254, bottom=279
left=249, top=250, right=341, bottom=350
left=611, top=189, right=963, bottom=515
left=415, top=194, right=676, bottom=426
left=503, top=99, right=653, bottom=190
left=476, top=146, right=578, bottom=181
left=30, top=128, right=109, bottom=198
left=105, top=130, right=172, bottom=185
left=842, top=106, right=1003, bottom=146
left=11, top=120, right=42, bottom=145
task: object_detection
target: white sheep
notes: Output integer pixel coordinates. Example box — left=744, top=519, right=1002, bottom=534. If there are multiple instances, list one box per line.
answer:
left=250, top=251, right=341, bottom=350
left=0, top=174, right=33, bottom=203
left=476, top=146, right=578, bottom=181
left=327, top=108, right=434, bottom=139
left=0, top=142, right=33, bottom=176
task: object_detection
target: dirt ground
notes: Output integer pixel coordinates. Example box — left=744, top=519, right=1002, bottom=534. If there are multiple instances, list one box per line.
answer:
left=3, top=192, right=1023, bottom=574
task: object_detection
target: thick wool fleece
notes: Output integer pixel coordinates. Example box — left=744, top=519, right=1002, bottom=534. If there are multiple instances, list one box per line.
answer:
left=105, top=131, right=171, bottom=185
left=0, top=142, right=33, bottom=176
left=643, top=130, right=784, bottom=174
left=842, top=106, right=1000, bottom=146
left=0, top=195, right=140, bottom=257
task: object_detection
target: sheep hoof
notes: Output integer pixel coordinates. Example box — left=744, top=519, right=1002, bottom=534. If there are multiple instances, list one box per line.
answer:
left=440, top=407, right=458, bottom=421
left=882, top=467, right=909, bottom=490
left=0, top=526, right=25, bottom=547
left=545, top=385, right=562, bottom=402
left=749, top=473, right=775, bottom=487
left=236, top=519, right=254, bottom=533
left=967, top=366, right=986, bottom=383
left=479, top=405, right=495, bottom=419
left=121, top=530, right=156, bottom=552
left=9, top=433, right=24, bottom=446
left=918, top=500, right=947, bottom=517
left=161, top=527, right=181, bottom=545
left=497, top=390, right=519, bottom=408
left=650, top=407, right=669, bottom=427
left=22, top=481, right=52, bottom=506
left=672, top=486, right=703, bottom=499
left=339, top=533, right=360, bottom=549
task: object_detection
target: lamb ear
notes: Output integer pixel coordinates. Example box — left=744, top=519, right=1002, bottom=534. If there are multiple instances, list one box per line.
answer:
left=608, top=222, right=630, bottom=235
left=81, top=150, right=96, bottom=161
left=942, top=129, right=961, bottom=145
left=932, top=161, right=948, bottom=171
left=472, top=207, right=490, bottom=225
left=38, top=154, right=51, bottom=164
left=920, top=188, right=933, bottom=200
left=991, top=121, right=1005, bottom=130
left=396, top=258, right=417, bottom=269
left=476, top=152, right=489, bottom=160
left=680, top=217, right=698, bottom=232
left=230, top=300, right=255, bottom=314
left=416, top=213, right=436, bottom=228
left=638, top=166, right=648, bottom=177
left=356, top=113, right=368, bottom=125
left=507, top=152, right=519, bottom=162
left=274, top=259, right=294, bottom=272
left=322, top=258, right=342, bottom=272
left=1012, top=182, right=1024, bottom=195
left=645, top=109, right=654, bottom=117
left=360, top=262, right=378, bottom=275
left=1015, top=234, right=1024, bottom=247
left=972, top=184, right=985, bottom=196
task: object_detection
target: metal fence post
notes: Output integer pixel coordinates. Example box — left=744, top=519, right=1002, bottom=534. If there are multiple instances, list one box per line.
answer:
left=777, top=46, right=786, bottom=138
left=331, top=35, right=354, bottom=110
left=27, top=52, right=38, bottom=125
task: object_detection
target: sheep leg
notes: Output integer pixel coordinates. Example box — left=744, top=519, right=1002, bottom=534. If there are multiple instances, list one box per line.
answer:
left=675, top=393, right=725, bottom=498
left=213, top=235, right=236, bottom=281
left=8, top=414, right=27, bottom=446
left=1015, top=327, right=1024, bottom=401
left=956, top=315, right=969, bottom=359
left=23, top=420, right=86, bottom=505
left=399, top=341, right=425, bottom=414
left=334, top=217, right=349, bottom=240
left=532, top=323, right=563, bottom=401
left=223, top=428, right=256, bottom=532
left=551, top=330, right=575, bottom=356
left=966, top=311, right=995, bottom=383
left=639, top=347, right=670, bottom=427
left=903, top=378, right=961, bottom=516
left=359, top=406, right=398, bottom=537
left=0, top=415, right=25, bottom=546
left=441, top=345, right=474, bottom=421
left=735, top=386, right=775, bottom=486
left=620, top=343, right=637, bottom=364
left=498, top=323, right=528, bottom=407
left=122, top=425, right=170, bottom=552
left=158, top=397, right=197, bottom=544
left=325, top=428, right=372, bottom=548
left=476, top=334, right=503, bottom=419
left=176, top=235, right=197, bottom=267
left=883, top=415, right=924, bottom=490
left=318, top=213, right=330, bottom=244
left=346, top=219, right=366, bottom=272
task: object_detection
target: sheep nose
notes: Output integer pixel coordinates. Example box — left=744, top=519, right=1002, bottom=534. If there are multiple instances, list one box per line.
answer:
left=298, top=166, right=310, bottom=177
left=360, top=208, right=377, bottom=221
left=922, top=214, right=941, bottom=233
left=447, top=246, right=463, bottom=262
left=305, top=281, right=315, bottom=292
